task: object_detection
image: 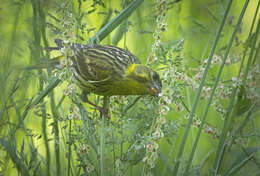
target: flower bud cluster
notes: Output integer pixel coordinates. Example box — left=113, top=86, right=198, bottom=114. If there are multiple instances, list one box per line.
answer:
left=63, top=84, right=77, bottom=96
left=147, top=0, right=167, bottom=65
left=80, top=143, right=91, bottom=154
left=59, top=3, right=77, bottom=41
left=142, top=2, right=169, bottom=172
left=86, top=163, right=94, bottom=173
left=68, top=105, right=81, bottom=120
left=142, top=141, right=159, bottom=169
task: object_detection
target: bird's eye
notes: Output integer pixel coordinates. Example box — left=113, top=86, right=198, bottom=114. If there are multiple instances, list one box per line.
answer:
left=153, top=73, right=159, bottom=80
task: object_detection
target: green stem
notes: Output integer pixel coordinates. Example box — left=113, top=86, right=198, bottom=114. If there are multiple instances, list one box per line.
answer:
left=173, top=0, right=233, bottom=175
left=183, top=0, right=235, bottom=174
left=39, top=3, right=51, bottom=175
left=225, top=0, right=260, bottom=154
left=100, top=96, right=109, bottom=176
left=122, top=96, right=142, bottom=114
left=242, top=0, right=260, bottom=66
left=90, top=0, right=144, bottom=44
left=242, top=18, right=260, bottom=86
left=41, top=86, right=50, bottom=176
left=212, top=0, right=249, bottom=175
left=50, top=91, right=61, bottom=176
left=67, top=120, right=72, bottom=176
left=100, top=117, right=105, bottom=176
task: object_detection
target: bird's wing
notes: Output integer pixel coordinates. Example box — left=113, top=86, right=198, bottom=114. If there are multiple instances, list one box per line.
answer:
left=72, top=45, right=140, bottom=82
left=72, top=46, right=116, bottom=82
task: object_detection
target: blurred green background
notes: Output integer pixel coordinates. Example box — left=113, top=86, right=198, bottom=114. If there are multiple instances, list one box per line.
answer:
left=0, top=0, right=259, bottom=175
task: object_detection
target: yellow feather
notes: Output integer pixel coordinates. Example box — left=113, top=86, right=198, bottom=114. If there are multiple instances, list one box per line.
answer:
left=126, top=64, right=137, bottom=75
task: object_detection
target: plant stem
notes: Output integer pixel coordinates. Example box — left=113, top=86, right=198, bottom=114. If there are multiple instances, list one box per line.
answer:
left=50, top=91, right=61, bottom=176
left=100, top=117, right=105, bottom=176
left=67, top=120, right=72, bottom=176
left=39, top=3, right=51, bottom=175
left=173, top=0, right=233, bottom=175
left=225, top=0, right=260, bottom=154
left=100, top=96, right=109, bottom=176
left=90, top=0, right=144, bottom=44
left=212, top=0, right=249, bottom=175
left=183, top=0, right=233, bottom=174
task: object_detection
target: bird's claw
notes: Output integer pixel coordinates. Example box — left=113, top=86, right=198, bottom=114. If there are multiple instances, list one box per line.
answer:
left=80, top=91, right=110, bottom=119
left=96, top=107, right=110, bottom=119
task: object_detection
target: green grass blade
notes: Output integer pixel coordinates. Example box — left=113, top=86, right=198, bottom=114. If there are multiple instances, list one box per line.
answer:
left=39, top=5, right=52, bottom=176
left=212, top=0, right=250, bottom=175
left=242, top=20, right=260, bottom=87
left=173, top=0, right=233, bottom=175
left=90, top=0, right=144, bottom=44
left=31, top=0, right=53, bottom=174
left=32, top=75, right=61, bottom=108
left=100, top=96, right=109, bottom=176
left=0, top=138, right=30, bottom=176
left=183, top=0, right=255, bottom=174
left=242, top=0, right=260, bottom=66
left=226, top=8, right=260, bottom=152
left=224, top=147, right=259, bottom=176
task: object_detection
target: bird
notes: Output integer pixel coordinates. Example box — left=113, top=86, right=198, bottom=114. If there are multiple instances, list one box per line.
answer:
left=42, top=39, right=162, bottom=117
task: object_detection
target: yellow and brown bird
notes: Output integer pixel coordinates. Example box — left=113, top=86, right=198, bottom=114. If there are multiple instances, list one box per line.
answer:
left=52, top=39, right=162, bottom=97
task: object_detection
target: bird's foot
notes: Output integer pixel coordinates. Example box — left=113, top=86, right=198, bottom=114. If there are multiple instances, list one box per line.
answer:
left=95, top=106, right=110, bottom=119
left=81, top=91, right=110, bottom=119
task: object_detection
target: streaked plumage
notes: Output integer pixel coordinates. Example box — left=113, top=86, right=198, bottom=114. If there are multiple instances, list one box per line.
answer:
left=53, top=39, right=162, bottom=96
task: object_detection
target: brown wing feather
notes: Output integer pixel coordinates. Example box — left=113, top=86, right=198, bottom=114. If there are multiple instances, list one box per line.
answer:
left=71, top=44, right=140, bottom=82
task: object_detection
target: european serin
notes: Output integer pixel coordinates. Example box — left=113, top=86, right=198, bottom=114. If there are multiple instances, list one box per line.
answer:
left=52, top=39, right=162, bottom=97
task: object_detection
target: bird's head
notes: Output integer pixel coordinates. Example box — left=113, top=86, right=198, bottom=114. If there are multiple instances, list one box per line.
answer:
left=126, top=64, right=162, bottom=96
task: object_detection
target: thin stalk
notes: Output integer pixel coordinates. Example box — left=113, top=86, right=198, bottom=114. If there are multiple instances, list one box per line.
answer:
left=214, top=4, right=259, bottom=174
left=50, top=91, right=61, bottom=176
left=56, top=95, right=66, bottom=110
left=32, top=1, right=52, bottom=176
left=224, top=146, right=258, bottom=176
left=172, top=0, right=233, bottom=175
left=231, top=104, right=256, bottom=143
left=142, top=106, right=158, bottom=176
left=90, top=0, right=144, bottom=44
left=3, top=0, right=24, bottom=71
left=0, top=138, right=30, bottom=175
left=9, top=80, right=22, bottom=123
left=226, top=3, right=260, bottom=153
left=252, top=39, right=260, bottom=65
left=31, top=75, right=61, bottom=107
left=242, top=19, right=260, bottom=86
left=100, top=96, right=109, bottom=176
left=251, top=112, right=260, bottom=170
left=112, top=128, right=116, bottom=174
left=212, top=0, right=250, bottom=175
left=40, top=83, right=50, bottom=176
left=39, top=2, right=51, bottom=175
left=185, top=0, right=249, bottom=174
left=122, top=96, right=142, bottom=114
left=100, top=117, right=105, bottom=176
left=244, top=0, right=260, bottom=66
left=47, top=57, right=61, bottom=175
left=67, top=120, right=72, bottom=176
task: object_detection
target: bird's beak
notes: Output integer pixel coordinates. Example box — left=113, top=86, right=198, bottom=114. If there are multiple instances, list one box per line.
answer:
left=150, top=83, right=161, bottom=96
